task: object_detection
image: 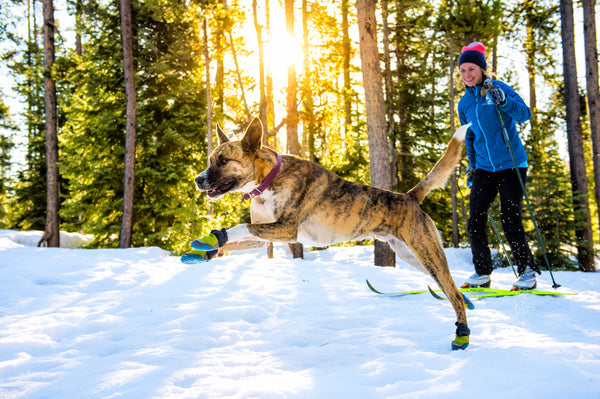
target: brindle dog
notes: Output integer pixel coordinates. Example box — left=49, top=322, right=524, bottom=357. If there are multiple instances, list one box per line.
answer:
left=195, top=117, right=472, bottom=349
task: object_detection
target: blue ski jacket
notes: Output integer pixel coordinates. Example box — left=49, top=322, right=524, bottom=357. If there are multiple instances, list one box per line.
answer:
left=458, top=79, right=531, bottom=172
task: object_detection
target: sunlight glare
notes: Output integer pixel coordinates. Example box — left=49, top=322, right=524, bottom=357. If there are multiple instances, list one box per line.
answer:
left=264, top=31, right=304, bottom=74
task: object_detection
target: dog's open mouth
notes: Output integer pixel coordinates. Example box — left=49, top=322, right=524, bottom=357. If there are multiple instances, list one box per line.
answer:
left=205, top=180, right=237, bottom=198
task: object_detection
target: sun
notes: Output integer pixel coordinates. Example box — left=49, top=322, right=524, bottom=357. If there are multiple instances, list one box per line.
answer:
left=264, top=30, right=304, bottom=74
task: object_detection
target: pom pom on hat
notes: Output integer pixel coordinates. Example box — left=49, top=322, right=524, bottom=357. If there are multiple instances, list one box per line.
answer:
left=458, top=42, right=487, bottom=70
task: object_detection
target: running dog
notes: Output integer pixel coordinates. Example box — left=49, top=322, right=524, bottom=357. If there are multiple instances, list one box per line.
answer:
left=193, top=117, right=471, bottom=350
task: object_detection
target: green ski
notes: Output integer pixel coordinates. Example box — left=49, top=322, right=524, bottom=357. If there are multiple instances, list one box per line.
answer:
left=367, top=279, right=505, bottom=296
left=426, top=285, right=576, bottom=300
left=366, top=279, right=431, bottom=296
left=366, top=280, right=575, bottom=302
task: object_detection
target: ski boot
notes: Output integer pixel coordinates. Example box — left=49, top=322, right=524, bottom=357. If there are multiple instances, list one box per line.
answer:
left=460, top=273, right=491, bottom=289
left=511, top=266, right=537, bottom=291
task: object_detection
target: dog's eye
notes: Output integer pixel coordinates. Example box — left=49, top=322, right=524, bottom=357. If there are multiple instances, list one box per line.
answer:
left=219, top=158, right=229, bottom=166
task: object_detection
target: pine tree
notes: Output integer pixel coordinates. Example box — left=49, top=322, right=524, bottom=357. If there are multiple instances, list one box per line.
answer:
left=0, top=96, right=16, bottom=228
left=357, top=0, right=395, bottom=266
left=581, top=0, right=600, bottom=233
left=118, top=0, right=137, bottom=248
left=559, top=0, right=595, bottom=271
left=7, top=0, right=48, bottom=231
left=60, top=0, right=213, bottom=251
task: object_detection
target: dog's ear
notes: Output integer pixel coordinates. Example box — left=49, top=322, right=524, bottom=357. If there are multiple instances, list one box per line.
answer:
left=216, top=124, right=229, bottom=145
left=241, top=117, right=263, bottom=153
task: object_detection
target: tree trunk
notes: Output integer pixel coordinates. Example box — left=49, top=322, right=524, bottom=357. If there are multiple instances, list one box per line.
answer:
left=118, top=0, right=137, bottom=248
left=265, top=0, right=276, bottom=148
left=214, top=20, right=225, bottom=123
left=203, top=18, right=215, bottom=219
left=381, top=0, right=398, bottom=188
left=285, top=0, right=300, bottom=156
left=285, top=0, right=303, bottom=259
left=204, top=19, right=214, bottom=158
left=39, top=0, right=60, bottom=248
left=449, top=37, right=459, bottom=248
left=223, top=0, right=251, bottom=122
left=302, top=0, right=316, bottom=161
left=341, top=0, right=352, bottom=139
left=525, top=16, right=538, bottom=131
left=253, top=0, right=274, bottom=258
left=356, top=0, right=395, bottom=266
left=582, top=0, right=600, bottom=234
left=75, top=0, right=82, bottom=56
left=559, top=0, right=595, bottom=271
left=253, top=0, right=268, bottom=145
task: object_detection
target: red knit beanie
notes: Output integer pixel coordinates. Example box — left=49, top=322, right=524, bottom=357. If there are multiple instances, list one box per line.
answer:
left=458, top=42, right=487, bottom=70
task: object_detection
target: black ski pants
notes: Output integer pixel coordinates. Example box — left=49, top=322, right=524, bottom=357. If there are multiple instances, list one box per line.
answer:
left=468, top=168, right=538, bottom=276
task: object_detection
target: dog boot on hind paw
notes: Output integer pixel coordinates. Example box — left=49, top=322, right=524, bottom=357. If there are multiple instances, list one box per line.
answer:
left=460, top=272, right=491, bottom=289
left=452, top=335, right=470, bottom=350
left=452, top=322, right=470, bottom=350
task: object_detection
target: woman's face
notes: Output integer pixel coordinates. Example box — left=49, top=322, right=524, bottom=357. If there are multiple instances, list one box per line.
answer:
left=459, top=62, right=483, bottom=87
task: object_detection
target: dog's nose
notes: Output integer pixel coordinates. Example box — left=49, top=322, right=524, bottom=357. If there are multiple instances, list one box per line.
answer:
left=195, top=174, right=205, bottom=188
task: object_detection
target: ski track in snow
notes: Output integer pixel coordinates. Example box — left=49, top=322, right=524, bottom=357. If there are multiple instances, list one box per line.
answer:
left=0, top=230, right=599, bottom=398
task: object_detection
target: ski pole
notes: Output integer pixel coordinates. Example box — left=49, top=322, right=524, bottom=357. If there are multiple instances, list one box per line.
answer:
left=483, top=79, right=560, bottom=289
left=487, top=211, right=518, bottom=278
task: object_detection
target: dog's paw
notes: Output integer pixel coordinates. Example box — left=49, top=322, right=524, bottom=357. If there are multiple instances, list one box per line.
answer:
left=191, top=229, right=228, bottom=251
left=180, top=248, right=219, bottom=264
left=451, top=335, right=469, bottom=350
left=181, top=252, right=209, bottom=264
left=191, top=239, right=218, bottom=251
left=452, top=322, right=470, bottom=350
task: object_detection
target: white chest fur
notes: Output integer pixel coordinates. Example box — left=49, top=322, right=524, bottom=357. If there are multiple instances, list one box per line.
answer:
left=250, top=190, right=277, bottom=223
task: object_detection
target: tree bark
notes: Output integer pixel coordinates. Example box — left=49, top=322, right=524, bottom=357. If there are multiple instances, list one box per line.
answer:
left=204, top=18, right=214, bottom=158
left=75, top=0, right=82, bottom=56
left=356, top=0, right=395, bottom=266
left=381, top=0, right=398, bottom=188
left=253, top=1, right=274, bottom=258
left=342, top=0, right=352, bottom=139
left=285, top=0, right=300, bottom=157
left=253, top=0, right=268, bottom=145
left=302, top=0, right=316, bottom=161
left=118, top=0, right=137, bottom=248
left=285, top=0, right=303, bottom=259
left=581, top=0, right=600, bottom=234
left=223, top=0, right=251, bottom=122
left=39, top=0, right=60, bottom=248
left=265, top=0, right=276, bottom=148
left=449, top=37, right=459, bottom=248
left=559, top=0, right=595, bottom=271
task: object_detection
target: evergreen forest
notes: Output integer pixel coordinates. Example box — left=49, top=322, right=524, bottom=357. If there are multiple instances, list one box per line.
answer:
left=0, top=0, right=598, bottom=272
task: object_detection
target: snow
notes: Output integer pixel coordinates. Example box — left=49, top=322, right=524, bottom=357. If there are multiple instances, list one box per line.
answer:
left=1, top=230, right=599, bottom=398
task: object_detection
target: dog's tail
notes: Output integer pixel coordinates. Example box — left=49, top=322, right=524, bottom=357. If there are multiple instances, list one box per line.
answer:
left=407, top=123, right=471, bottom=203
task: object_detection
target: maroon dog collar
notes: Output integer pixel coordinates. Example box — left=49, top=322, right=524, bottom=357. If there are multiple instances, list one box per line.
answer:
left=243, top=154, right=282, bottom=200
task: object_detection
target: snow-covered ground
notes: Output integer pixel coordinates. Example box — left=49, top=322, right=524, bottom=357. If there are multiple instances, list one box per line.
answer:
left=1, top=229, right=599, bottom=398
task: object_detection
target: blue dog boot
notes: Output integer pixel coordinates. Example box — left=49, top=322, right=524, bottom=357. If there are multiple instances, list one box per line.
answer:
left=181, top=251, right=209, bottom=264
left=452, top=322, right=470, bottom=350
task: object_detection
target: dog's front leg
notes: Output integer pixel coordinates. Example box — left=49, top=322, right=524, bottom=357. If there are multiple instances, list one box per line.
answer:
left=181, top=221, right=299, bottom=264
left=225, top=224, right=263, bottom=243
left=226, top=221, right=298, bottom=243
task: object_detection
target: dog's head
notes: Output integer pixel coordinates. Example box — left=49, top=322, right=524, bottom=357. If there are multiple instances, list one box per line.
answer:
left=195, top=118, right=264, bottom=199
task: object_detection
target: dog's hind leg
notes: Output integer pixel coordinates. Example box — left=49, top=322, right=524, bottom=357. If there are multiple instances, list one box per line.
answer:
left=395, top=213, right=470, bottom=350
left=386, top=238, right=427, bottom=274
